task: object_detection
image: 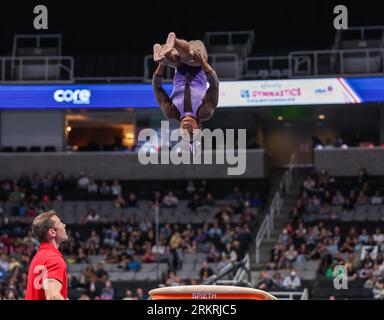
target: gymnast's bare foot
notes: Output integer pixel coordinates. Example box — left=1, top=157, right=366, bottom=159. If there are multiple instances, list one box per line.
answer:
left=153, top=43, right=166, bottom=64
left=162, top=32, right=176, bottom=57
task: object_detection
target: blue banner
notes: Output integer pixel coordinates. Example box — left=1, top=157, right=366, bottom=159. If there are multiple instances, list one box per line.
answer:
left=0, top=84, right=173, bottom=109
left=0, top=77, right=383, bottom=109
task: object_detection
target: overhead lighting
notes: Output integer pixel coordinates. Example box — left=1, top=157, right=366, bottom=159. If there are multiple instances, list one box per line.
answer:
left=318, top=114, right=326, bottom=120
left=66, top=126, right=72, bottom=132
left=277, top=116, right=284, bottom=121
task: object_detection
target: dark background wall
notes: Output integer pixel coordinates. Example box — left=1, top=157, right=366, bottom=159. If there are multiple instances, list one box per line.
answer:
left=0, top=0, right=382, bottom=56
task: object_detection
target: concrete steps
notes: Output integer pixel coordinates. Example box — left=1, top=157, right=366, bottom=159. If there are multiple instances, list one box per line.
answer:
left=250, top=168, right=310, bottom=274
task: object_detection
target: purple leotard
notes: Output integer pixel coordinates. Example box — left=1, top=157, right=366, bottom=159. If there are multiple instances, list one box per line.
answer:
left=170, top=63, right=207, bottom=120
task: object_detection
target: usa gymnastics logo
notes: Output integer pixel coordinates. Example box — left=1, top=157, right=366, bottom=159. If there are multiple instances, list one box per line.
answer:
left=314, top=86, right=334, bottom=95
left=240, top=89, right=250, bottom=98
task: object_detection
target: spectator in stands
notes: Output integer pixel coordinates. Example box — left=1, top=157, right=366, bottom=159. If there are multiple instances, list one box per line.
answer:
left=114, top=194, right=126, bottom=208
left=95, top=263, right=109, bottom=281
left=248, top=192, right=263, bottom=208
left=162, top=192, right=179, bottom=208
left=126, top=255, right=141, bottom=271
left=100, top=280, right=114, bottom=300
left=160, top=223, right=173, bottom=241
left=217, top=252, right=231, bottom=270
left=364, top=275, right=379, bottom=289
left=356, top=191, right=368, bottom=205
left=271, top=271, right=283, bottom=290
left=77, top=171, right=90, bottom=189
left=207, top=244, right=220, bottom=263
left=165, top=271, right=180, bottom=286
left=373, top=280, right=384, bottom=299
left=139, top=217, right=152, bottom=233
left=87, top=179, right=98, bottom=194
left=143, top=244, right=156, bottom=263
left=282, top=245, right=298, bottom=269
left=332, top=190, right=345, bottom=206
left=296, top=244, right=309, bottom=263
left=303, top=175, right=316, bottom=193
left=185, top=180, right=196, bottom=194
left=342, top=198, right=354, bottom=212
left=359, top=262, right=373, bottom=279
left=127, top=193, right=138, bottom=207
left=256, top=271, right=273, bottom=290
left=8, top=185, right=24, bottom=216
left=110, top=180, right=122, bottom=197
left=372, top=262, right=384, bottom=278
left=346, top=262, right=358, bottom=282
left=340, top=229, right=358, bottom=253
left=78, top=294, right=91, bottom=300
left=231, top=187, right=244, bottom=212
left=76, top=248, right=88, bottom=263
left=80, top=265, right=95, bottom=286
left=152, top=239, right=168, bottom=263
left=371, top=190, right=383, bottom=205
left=151, top=191, right=162, bottom=207
left=87, top=230, right=101, bottom=248
left=123, top=289, right=135, bottom=300
left=86, top=209, right=100, bottom=223
left=188, top=193, right=202, bottom=211
left=373, top=228, right=384, bottom=246
left=358, top=229, right=369, bottom=245
left=169, top=232, right=184, bottom=270
left=282, top=269, right=301, bottom=290
left=30, top=174, right=42, bottom=193
left=202, top=192, right=215, bottom=207
left=199, top=261, right=214, bottom=281
left=99, top=181, right=111, bottom=196
left=136, top=287, right=148, bottom=300
left=357, top=168, right=369, bottom=186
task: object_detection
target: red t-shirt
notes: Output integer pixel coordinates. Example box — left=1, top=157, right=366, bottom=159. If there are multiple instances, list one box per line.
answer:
left=25, top=243, right=68, bottom=300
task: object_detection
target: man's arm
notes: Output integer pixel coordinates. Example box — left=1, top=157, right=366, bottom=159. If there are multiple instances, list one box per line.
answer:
left=152, top=64, right=180, bottom=120
left=43, top=278, right=65, bottom=300
left=190, top=49, right=219, bottom=122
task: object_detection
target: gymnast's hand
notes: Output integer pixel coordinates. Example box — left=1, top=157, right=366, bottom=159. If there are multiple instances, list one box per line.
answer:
left=191, top=49, right=206, bottom=66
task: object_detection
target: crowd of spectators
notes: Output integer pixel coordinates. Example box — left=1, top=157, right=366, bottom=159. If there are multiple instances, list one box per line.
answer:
left=0, top=180, right=261, bottom=299
left=259, top=169, right=384, bottom=299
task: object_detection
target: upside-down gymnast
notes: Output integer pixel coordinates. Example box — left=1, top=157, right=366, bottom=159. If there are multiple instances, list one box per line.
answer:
left=152, top=32, right=219, bottom=150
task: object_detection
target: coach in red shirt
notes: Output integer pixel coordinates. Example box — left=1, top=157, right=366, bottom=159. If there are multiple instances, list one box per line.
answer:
left=26, top=210, right=69, bottom=300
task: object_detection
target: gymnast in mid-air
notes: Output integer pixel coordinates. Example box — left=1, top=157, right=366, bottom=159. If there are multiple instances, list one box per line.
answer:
left=152, top=32, right=219, bottom=149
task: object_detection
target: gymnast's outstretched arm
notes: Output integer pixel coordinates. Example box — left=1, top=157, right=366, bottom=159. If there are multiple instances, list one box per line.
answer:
left=194, top=51, right=220, bottom=122
left=152, top=63, right=180, bottom=120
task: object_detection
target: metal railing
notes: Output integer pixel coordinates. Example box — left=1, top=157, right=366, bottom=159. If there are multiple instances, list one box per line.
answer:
left=0, top=56, right=74, bottom=83
left=208, top=53, right=240, bottom=80
left=12, top=34, right=62, bottom=57
left=269, top=289, right=309, bottom=300
left=288, top=48, right=384, bottom=78
left=204, top=30, right=255, bottom=58
left=255, top=153, right=296, bottom=265
left=75, top=76, right=145, bottom=83
left=334, top=26, right=384, bottom=50
left=244, top=56, right=289, bottom=79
